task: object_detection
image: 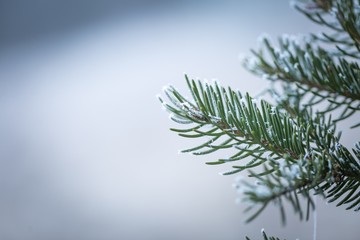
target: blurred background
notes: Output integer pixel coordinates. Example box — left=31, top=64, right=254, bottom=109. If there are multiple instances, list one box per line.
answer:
left=0, top=0, right=359, bottom=239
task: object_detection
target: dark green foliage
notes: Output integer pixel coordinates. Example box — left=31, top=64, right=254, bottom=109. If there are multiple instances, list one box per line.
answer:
left=159, top=75, right=360, bottom=224
left=159, top=0, right=360, bottom=239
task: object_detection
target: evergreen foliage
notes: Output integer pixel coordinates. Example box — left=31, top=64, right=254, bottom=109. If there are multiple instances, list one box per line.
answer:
left=159, top=0, right=360, bottom=239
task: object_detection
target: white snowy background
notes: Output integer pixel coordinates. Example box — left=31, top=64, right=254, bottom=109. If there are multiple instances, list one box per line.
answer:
left=0, top=0, right=359, bottom=239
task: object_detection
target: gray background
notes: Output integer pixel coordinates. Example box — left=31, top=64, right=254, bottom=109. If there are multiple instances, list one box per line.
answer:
left=0, top=0, right=359, bottom=239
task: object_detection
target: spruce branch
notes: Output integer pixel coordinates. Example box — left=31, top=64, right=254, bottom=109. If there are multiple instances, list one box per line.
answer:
left=244, top=33, right=360, bottom=126
left=159, top=76, right=360, bottom=223
left=294, top=0, right=360, bottom=58
left=158, top=0, right=360, bottom=239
